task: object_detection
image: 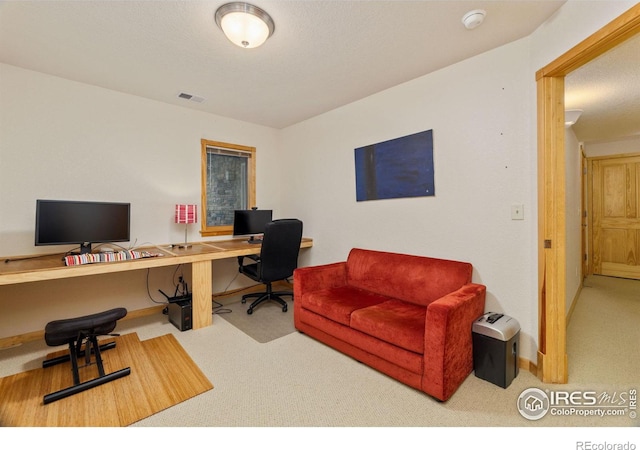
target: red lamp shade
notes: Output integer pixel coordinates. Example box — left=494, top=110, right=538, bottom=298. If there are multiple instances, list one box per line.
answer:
left=175, top=204, right=198, bottom=224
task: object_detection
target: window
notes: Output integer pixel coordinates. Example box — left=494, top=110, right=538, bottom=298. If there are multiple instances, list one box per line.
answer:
left=200, top=139, right=256, bottom=237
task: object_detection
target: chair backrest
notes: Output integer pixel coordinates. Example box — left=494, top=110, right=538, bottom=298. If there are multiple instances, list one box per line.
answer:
left=258, top=219, right=303, bottom=282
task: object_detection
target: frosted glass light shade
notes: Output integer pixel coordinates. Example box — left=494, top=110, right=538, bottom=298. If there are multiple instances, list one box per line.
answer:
left=565, top=109, right=583, bottom=126
left=215, top=3, right=275, bottom=49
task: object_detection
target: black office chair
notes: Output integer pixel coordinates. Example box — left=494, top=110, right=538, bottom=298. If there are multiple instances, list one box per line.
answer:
left=238, top=219, right=303, bottom=315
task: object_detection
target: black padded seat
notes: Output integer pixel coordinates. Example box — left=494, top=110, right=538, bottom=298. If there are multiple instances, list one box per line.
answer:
left=42, top=307, right=131, bottom=404
left=45, top=307, right=127, bottom=346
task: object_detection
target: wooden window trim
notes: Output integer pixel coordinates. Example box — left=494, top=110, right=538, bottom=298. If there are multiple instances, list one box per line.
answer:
left=200, top=139, right=256, bottom=237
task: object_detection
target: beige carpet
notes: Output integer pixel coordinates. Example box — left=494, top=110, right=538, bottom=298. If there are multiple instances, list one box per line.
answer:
left=1, top=275, right=637, bottom=440
left=217, top=296, right=295, bottom=343
left=567, top=275, right=640, bottom=385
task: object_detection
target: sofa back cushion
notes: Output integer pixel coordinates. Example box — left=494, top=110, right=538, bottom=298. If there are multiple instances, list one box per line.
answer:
left=345, top=248, right=473, bottom=307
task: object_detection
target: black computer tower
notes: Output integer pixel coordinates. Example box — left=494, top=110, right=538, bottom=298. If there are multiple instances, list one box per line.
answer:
left=168, top=299, right=192, bottom=331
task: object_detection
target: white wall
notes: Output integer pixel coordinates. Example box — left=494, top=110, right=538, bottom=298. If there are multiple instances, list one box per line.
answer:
left=1, top=1, right=636, bottom=358
left=565, top=127, right=583, bottom=315
left=0, top=63, right=282, bottom=338
left=280, top=1, right=638, bottom=363
left=280, top=39, right=538, bottom=359
left=584, top=135, right=640, bottom=157
left=528, top=1, right=637, bottom=70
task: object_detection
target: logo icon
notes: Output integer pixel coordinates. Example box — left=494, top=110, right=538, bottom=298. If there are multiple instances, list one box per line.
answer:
left=517, top=388, right=550, bottom=420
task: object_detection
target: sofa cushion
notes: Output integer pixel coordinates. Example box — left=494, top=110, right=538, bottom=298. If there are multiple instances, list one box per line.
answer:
left=302, top=286, right=389, bottom=326
left=345, top=248, right=472, bottom=307
left=350, top=300, right=426, bottom=354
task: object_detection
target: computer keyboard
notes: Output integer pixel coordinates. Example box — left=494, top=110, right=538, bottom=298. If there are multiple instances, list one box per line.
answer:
left=64, top=250, right=161, bottom=266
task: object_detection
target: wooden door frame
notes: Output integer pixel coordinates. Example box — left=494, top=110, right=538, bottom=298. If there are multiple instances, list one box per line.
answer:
left=581, top=146, right=588, bottom=279
left=536, top=4, right=640, bottom=383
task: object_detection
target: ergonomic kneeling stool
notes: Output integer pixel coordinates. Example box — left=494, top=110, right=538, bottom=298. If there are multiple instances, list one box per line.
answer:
left=42, top=307, right=131, bottom=404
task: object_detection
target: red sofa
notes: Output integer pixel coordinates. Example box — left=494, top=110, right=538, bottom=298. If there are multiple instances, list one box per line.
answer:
left=293, top=248, right=486, bottom=401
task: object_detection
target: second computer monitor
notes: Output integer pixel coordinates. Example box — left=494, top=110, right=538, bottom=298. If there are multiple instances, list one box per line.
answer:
left=233, top=209, right=273, bottom=242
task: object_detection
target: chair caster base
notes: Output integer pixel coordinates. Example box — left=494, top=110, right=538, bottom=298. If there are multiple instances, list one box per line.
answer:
left=246, top=303, right=286, bottom=314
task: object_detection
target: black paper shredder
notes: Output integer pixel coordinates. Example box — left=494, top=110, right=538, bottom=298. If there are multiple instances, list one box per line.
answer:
left=472, top=312, right=520, bottom=388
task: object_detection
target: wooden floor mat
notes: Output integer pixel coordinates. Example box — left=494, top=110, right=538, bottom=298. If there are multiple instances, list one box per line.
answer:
left=0, top=333, right=213, bottom=426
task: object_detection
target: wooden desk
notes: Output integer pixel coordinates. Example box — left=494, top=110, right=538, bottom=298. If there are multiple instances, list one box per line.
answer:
left=0, top=238, right=313, bottom=330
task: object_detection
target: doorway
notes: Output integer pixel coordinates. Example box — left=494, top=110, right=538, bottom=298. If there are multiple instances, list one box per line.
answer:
left=536, top=4, right=640, bottom=384
left=588, top=153, right=640, bottom=280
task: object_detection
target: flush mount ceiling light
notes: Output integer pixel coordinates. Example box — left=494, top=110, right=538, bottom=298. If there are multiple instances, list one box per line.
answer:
left=462, top=9, right=486, bottom=30
left=215, top=2, right=275, bottom=49
left=565, top=109, right=583, bottom=126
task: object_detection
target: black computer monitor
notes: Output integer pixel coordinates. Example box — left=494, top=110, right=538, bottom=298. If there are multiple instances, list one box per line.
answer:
left=35, top=199, right=130, bottom=254
left=233, top=209, right=272, bottom=243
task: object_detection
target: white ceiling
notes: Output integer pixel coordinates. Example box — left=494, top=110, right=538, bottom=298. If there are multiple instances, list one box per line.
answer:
left=4, top=0, right=636, bottom=142
left=0, top=0, right=571, bottom=130
left=565, top=31, right=640, bottom=144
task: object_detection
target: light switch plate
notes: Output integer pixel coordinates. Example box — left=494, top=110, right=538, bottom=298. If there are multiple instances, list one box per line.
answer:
left=511, top=204, right=524, bottom=220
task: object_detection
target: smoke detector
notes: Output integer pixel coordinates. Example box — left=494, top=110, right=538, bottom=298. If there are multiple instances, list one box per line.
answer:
left=462, top=9, right=486, bottom=30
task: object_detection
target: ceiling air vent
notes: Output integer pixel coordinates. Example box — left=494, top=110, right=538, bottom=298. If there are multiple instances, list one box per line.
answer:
left=177, top=92, right=205, bottom=103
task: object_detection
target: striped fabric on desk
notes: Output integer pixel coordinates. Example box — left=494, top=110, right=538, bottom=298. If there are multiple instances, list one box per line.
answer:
left=64, top=250, right=160, bottom=266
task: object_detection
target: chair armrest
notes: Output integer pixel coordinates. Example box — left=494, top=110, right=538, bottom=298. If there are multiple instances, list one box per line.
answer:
left=293, top=261, right=348, bottom=299
left=422, top=283, right=486, bottom=401
left=237, top=254, right=260, bottom=266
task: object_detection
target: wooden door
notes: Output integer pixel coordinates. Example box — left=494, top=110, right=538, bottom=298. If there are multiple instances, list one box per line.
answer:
left=590, top=154, right=640, bottom=280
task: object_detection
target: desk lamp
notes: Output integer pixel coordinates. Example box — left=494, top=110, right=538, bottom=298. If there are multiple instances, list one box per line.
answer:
left=175, top=204, right=198, bottom=249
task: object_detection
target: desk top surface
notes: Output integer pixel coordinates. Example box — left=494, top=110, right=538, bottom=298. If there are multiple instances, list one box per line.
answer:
left=0, top=237, right=313, bottom=284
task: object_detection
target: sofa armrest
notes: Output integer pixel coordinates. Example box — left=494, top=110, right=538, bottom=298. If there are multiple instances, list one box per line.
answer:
left=422, top=283, right=486, bottom=401
left=293, top=261, right=348, bottom=299
left=293, top=262, right=348, bottom=330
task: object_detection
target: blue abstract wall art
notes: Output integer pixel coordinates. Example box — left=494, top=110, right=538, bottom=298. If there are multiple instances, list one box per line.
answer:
left=354, top=129, right=434, bottom=202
